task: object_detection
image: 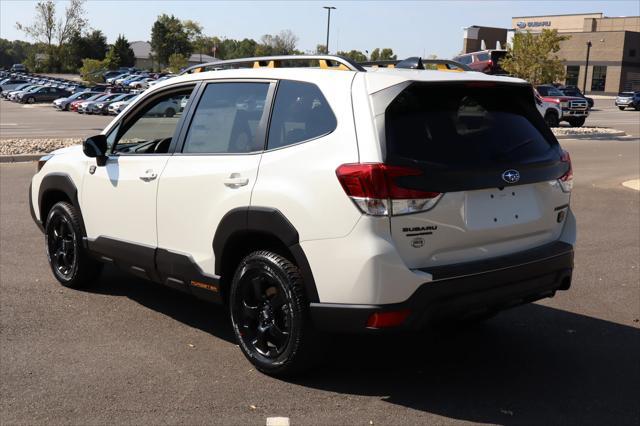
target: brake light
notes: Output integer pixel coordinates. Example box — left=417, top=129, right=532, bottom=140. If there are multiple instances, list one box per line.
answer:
left=366, top=309, right=411, bottom=328
left=559, top=150, right=573, bottom=192
left=336, top=163, right=441, bottom=216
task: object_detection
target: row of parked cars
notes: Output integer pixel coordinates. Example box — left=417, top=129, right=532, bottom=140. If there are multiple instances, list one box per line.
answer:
left=0, top=69, right=179, bottom=116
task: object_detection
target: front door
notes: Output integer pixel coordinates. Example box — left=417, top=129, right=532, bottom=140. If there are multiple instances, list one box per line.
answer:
left=81, top=85, right=196, bottom=276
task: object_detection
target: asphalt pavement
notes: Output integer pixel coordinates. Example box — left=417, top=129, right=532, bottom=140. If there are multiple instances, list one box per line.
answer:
left=1, top=137, right=638, bottom=424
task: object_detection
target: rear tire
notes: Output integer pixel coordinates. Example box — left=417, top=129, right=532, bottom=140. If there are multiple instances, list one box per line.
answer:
left=544, top=111, right=559, bottom=127
left=164, top=108, right=176, bottom=118
left=229, top=250, right=322, bottom=376
left=567, top=117, right=586, bottom=127
left=44, top=201, right=102, bottom=289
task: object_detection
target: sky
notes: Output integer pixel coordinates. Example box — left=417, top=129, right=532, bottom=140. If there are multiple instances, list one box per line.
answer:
left=1, top=0, right=639, bottom=58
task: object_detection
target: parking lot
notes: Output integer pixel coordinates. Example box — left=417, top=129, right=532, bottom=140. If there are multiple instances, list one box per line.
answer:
left=1, top=94, right=639, bottom=424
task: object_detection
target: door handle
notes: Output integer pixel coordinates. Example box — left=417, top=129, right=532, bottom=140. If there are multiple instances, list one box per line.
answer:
left=223, top=173, right=249, bottom=188
left=139, top=169, right=157, bottom=182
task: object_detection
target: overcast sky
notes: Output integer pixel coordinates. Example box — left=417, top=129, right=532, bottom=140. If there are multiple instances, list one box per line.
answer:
left=1, top=1, right=638, bottom=58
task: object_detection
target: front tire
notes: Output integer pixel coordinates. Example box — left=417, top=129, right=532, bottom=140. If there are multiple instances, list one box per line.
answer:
left=229, top=251, right=320, bottom=376
left=26, top=97, right=35, bottom=104
left=618, top=106, right=626, bottom=111
left=45, top=201, right=102, bottom=288
left=567, top=117, right=586, bottom=127
left=544, top=111, right=559, bottom=127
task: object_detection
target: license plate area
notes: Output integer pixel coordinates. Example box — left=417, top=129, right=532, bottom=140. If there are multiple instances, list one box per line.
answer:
left=465, top=186, right=540, bottom=229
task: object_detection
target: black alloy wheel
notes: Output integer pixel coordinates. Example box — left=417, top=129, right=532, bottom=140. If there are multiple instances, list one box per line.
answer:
left=46, top=213, right=77, bottom=280
left=230, top=251, right=321, bottom=376
left=44, top=201, right=102, bottom=288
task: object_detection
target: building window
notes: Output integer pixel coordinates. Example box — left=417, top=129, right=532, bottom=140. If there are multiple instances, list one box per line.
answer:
left=565, top=66, right=580, bottom=87
left=591, top=66, right=607, bottom=92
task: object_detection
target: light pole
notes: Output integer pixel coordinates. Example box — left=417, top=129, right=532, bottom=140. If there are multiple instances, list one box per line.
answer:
left=323, top=6, right=336, bottom=54
left=583, top=40, right=592, bottom=93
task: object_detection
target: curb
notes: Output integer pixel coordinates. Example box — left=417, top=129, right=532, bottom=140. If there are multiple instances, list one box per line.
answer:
left=0, top=154, right=44, bottom=163
left=554, top=130, right=627, bottom=139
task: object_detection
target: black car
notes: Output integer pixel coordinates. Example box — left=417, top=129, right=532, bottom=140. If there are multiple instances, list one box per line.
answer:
left=558, top=85, right=594, bottom=109
left=19, top=86, right=70, bottom=103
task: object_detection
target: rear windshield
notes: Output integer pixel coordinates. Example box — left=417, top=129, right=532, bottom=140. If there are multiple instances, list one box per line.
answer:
left=385, top=83, right=555, bottom=166
left=618, top=92, right=634, bottom=96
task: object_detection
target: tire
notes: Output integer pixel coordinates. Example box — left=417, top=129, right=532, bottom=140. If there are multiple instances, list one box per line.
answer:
left=164, top=108, right=176, bottom=118
left=544, top=111, right=559, bottom=127
left=618, top=106, right=626, bottom=111
left=568, top=117, right=586, bottom=127
left=26, top=97, right=35, bottom=104
left=229, top=250, right=321, bottom=376
left=44, top=201, right=102, bottom=289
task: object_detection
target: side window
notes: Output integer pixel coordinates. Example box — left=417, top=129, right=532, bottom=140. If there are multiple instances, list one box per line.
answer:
left=267, top=80, right=336, bottom=150
left=112, top=86, right=194, bottom=155
left=456, top=55, right=472, bottom=65
left=182, top=82, right=270, bottom=154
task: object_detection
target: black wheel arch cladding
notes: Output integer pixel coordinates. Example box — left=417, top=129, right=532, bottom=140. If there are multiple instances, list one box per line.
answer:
left=213, top=207, right=320, bottom=303
left=38, top=173, right=87, bottom=238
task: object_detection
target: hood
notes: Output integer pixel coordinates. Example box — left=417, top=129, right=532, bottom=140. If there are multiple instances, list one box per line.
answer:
left=50, top=144, right=83, bottom=155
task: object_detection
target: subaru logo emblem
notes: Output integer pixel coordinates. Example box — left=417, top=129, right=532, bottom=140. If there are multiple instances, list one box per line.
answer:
left=516, top=21, right=527, bottom=29
left=502, top=169, right=520, bottom=184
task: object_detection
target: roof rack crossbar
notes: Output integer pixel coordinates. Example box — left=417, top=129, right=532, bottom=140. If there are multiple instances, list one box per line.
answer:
left=359, top=58, right=472, bottom=72
left=180, top=55, right=366, bottom=75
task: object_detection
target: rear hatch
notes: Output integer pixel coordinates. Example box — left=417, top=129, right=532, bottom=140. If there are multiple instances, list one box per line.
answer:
left=382, top=82, right=572, bottom=269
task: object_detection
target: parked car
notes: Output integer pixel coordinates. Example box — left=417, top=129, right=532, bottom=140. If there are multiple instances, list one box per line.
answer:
left=69, top=93, right=105, bottom=112
left=557, top=85, right=594, bottom=109
left=77, top=93, right=117, bottom=114
left=615, top=91, right=640, bottom=110
left=1, top=83, right=31, bottom=99
left=102, top=70, right=124, bottom=81
left=129, top=78, right=156, bottom=89
left=536, top=84, right=589, bottom=127
left=0, top=78, right=29, bottom=93
left=108, top=96, right=138, bottom=115
left=83, top=93, right=126, bottom=114
left=30, top=55, right=575, bottom=376
left=453, top=49, right=506, bottom=74
left=18, top=86, right=70, bottom=103
left=92, top=93, right=137, bottom=115
left=7, top=85, right=42, bottom=101
left=10, top=64, right=27, bottom=73
left=53, top=91, right=103, bottom=111
left=534, top=89, right=562, bottom=127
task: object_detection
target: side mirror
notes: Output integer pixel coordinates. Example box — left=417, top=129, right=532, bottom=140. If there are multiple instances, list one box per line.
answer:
left=83, top=135, right=108, bottom=166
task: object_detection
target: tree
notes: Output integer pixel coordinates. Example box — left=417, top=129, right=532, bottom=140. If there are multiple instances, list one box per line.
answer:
left=16, top=0, right=86, bottom=71
left=500, top=29, right=569, bottom=85
left=150, top=14, right=192, bottom=67
left=369, top=48, right=397, bottom=61
left=167, top=53, right=188, bottom=73
left=337, top=50, right=367, bottom=62
left=257, top=30, right=299, bottom=56
left=316, top=44, right=328, bottom=54
left=111, top=34, right=135, bottom=67
left=16, top=0, right=86, bottom=49
left=64, top=29, right=107, bottom=71
left=79, top=58, right=106, bottom=83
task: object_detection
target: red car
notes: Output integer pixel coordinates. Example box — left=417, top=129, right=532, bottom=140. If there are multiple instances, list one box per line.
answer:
left=536, top=85, right=589, bottom=127
left=453, top=49, right=506, bottom=74
left=69, top=93, right=105, bottom=112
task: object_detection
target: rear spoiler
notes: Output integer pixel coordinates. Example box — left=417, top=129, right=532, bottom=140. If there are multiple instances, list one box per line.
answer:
left=359, top=57, right=472, bottom=72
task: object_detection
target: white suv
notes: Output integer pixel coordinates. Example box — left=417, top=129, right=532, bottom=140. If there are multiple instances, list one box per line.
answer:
left=29, top=55, right=576, bottom=376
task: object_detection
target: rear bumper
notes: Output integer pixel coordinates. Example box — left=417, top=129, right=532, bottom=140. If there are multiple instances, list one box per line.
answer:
left=310, top=241, right=573, bottom=333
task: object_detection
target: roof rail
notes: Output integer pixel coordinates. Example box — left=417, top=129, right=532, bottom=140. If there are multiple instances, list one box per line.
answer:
left=360, top=57, right=472, bottom=72
left=179, top=55, right=366, bottom=75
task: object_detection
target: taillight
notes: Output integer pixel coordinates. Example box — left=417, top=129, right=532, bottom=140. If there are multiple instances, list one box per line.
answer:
left=559, top=150, right=573, bottom=192
left=366, top=309, right=411, bottom=328
left=335, top=163, right=442, bottom=216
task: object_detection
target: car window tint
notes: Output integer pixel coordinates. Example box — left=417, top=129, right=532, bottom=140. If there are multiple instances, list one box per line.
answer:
left=476, top=53, right=490, bottom=61
left=267, top=80, right=336, bottom=150
left=183, top=82, right=270, bottom=154
left=113, top=87, right=194, bottom=155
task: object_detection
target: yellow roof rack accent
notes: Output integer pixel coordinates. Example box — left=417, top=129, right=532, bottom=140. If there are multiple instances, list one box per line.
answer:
left=181, top=55, right=365, bottom=74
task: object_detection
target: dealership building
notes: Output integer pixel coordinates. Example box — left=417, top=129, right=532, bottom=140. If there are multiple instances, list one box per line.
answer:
left=463, top=13, right=640, bottom=94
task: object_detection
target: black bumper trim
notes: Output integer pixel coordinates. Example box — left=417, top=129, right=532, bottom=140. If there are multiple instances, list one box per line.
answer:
left=310, top=241, right=573, bottom=333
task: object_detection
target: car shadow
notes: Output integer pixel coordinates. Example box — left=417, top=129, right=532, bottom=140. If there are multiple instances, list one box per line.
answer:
left=87, top=266, right=639, bottom=424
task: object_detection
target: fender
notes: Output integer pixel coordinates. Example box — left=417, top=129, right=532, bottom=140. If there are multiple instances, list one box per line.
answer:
left=37, top=173, right=87, bottom=238
left=213, top=207, right=320, bottom=303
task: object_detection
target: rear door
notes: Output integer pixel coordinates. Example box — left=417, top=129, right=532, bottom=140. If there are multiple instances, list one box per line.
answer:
left=156, top=80, right=274, bottom=281
left=382, top=82, right=572, bottom=268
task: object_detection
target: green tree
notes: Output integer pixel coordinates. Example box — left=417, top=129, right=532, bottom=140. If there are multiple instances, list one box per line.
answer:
left=79, top=58, right=107, bottom=83
left=500, top=29, right=569, bottom=85
left=257, top=30, right=299, bottom=56
left=112, top=34, right=135, bottom=67
left=63, top=29, right=107, bottom=71
left=16, top=0, right=86, bottom=71
left=316, top=44, right=328, bottom=54
left=150, top=14, right=192, bottom=67
left=369, top=48, right=397, bottom=62
left=337, top=50, right=367, bottom=62
left=167, top=53, right=188, bottom=73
